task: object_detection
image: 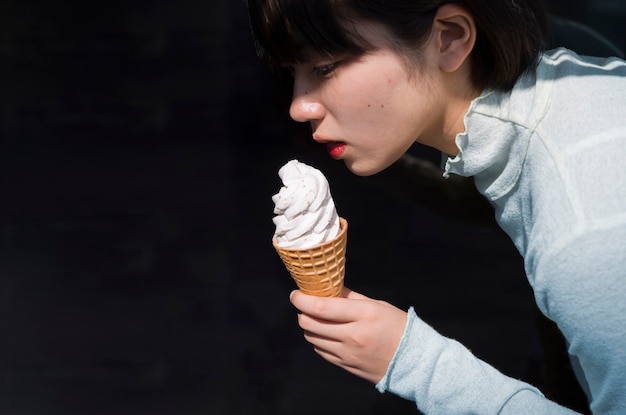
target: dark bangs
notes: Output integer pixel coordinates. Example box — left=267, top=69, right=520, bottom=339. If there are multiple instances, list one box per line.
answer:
left=247, top=0, right=369, bottom=71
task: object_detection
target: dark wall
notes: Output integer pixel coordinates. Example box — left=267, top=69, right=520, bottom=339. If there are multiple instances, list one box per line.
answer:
left=546, top=0, right=626, bottom=54
left=0, top=1, right=622, bottom=414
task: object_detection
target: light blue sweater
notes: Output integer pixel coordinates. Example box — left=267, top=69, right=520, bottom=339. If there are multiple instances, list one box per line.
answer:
left=376, top=48, right=626, bottom=414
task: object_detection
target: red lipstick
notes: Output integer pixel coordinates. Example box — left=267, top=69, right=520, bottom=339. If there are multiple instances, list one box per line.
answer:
left=327, top=142, right=346, bottom=159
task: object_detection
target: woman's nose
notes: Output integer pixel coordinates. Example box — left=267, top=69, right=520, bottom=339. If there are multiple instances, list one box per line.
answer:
left=289, top=80, right=324, bottom=123
left=289, top=98, right=324, bottom=123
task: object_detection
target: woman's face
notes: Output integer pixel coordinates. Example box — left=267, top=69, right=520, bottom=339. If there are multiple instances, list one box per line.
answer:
left=286, top=24, right=452, bottom=176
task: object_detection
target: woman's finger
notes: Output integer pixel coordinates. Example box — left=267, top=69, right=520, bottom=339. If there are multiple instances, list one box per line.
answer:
left=290, top=289, right=369, bottom=322
left=297, top=312, right=351, bottom=341
left=303, top=328, right=341, bottom=351
left=341, top=287, right=371, bottom=300
left=305, top=333, right=381, bottom=383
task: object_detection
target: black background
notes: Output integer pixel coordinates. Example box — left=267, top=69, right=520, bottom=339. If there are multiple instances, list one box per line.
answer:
left=0, top=1, right=624, bottom=414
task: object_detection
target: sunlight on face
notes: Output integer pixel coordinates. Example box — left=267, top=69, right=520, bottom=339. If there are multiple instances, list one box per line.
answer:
left=287, top=23, right=447, bottom=176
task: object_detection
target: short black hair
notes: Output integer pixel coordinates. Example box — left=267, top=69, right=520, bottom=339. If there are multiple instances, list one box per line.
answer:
left=247, top=0, right=548, bottom=91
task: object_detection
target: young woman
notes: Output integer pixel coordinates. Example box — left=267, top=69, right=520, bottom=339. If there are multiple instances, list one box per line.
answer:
left=247, top=1, right=626, bottom=413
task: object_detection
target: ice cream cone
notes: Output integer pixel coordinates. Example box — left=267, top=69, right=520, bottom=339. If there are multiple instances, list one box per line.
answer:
left=273, top=217, right=347, bottom=297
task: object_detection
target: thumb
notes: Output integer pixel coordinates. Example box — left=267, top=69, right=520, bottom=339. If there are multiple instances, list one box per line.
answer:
left=341, top=287, right=371, bottom=300
left=289, top=289, right=367, bottom=322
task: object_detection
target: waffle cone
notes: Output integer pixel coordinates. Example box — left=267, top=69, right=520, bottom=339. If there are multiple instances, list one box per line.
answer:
left=273, top=217, right=347, bottom=297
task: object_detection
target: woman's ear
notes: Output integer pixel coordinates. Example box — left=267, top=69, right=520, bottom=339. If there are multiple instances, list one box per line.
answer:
left=431, top=3, right=476, bottom=73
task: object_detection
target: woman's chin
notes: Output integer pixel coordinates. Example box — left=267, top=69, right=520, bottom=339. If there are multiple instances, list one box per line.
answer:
left=344, top=160, right=387, bottom=177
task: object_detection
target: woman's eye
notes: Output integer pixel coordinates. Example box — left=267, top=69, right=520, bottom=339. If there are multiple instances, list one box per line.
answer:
left=312, top=62, right=338, bottom=77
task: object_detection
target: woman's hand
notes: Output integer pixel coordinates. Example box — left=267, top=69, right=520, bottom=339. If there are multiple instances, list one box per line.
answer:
left=290, top=288, right=408, bottom=384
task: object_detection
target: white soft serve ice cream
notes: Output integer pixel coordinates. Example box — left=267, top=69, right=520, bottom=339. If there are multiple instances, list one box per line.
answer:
left=272, top=160, right=340, bottom=249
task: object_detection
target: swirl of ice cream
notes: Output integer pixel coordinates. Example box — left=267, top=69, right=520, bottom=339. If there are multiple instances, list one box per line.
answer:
left=272, top=160, right=340, bottom=249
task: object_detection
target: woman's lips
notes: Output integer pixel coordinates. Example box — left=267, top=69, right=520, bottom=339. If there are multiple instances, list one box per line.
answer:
left=327, top=142, right=346, bottom=159
left=312, top=133, right=346, bottom=159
